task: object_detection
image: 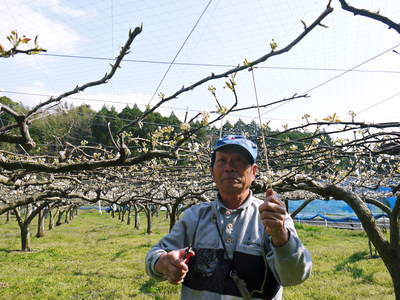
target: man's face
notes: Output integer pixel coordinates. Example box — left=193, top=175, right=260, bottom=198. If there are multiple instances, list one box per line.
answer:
left=210, top=147, right=257, bottom=195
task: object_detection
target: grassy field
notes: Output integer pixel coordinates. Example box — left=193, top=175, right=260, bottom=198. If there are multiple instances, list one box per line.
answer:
left=0, top=210, right=394, bottom=299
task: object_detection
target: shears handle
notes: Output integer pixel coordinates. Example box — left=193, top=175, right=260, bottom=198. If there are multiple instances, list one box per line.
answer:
left=182, top=246, right=195, bottom=263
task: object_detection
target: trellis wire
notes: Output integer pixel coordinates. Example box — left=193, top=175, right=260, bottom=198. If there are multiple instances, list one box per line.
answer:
left=250, top=67, right=272, bottom=184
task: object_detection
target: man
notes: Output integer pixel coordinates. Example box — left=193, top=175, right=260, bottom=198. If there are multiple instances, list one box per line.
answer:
left=146, top=135, right=312, bottom=299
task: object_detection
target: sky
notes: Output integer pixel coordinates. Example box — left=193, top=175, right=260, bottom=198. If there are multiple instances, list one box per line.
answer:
left=1, top=0, right=400, bottom=132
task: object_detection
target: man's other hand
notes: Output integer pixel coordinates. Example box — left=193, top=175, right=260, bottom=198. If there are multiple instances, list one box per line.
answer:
left=259, top=189, right=289, bottom=247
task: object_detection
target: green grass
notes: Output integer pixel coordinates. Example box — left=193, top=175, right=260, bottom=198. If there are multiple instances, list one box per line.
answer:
left=0, top=211, right=394, bottom=299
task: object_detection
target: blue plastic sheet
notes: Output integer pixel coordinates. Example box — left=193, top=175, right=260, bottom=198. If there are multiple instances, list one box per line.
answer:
left=289, top=199, right=390, bottom=221
left=293, top=213, right=387, bottom=222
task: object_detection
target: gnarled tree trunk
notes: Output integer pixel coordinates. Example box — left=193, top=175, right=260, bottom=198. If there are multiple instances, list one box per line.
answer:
left=133, top=204, right=140, bottom=230
left=48, top=209, right=55, bottom=230
left=126, top=205, right=131, bottom=225
left=142, top=205, right=152, bottom=234
left=35, top=208, right=46, bottom=238
left=56, top=210, right=64, bottom=226
left=13, top=202, right=49, bottom=251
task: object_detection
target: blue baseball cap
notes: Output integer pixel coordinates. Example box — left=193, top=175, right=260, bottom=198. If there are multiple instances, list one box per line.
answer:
left=213, top=135, right=257, bottom=164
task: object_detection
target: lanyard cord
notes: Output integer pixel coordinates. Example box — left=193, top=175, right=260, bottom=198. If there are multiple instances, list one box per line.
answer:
left=191, top=207, right=207, bottom=248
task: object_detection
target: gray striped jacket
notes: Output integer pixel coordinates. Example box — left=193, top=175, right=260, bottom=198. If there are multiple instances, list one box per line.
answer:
left=146, top=192, right=312, bottom=300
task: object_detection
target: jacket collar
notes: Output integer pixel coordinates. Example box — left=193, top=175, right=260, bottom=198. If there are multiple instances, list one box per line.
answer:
left=216, top=190, right=253, bottom=212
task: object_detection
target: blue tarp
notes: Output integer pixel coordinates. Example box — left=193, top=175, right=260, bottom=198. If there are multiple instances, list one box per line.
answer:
left=294, top=213, right=388, bottom=222
left=289, top=199, right=391, bottom=221
left=384, top=196, right=396, bottom=209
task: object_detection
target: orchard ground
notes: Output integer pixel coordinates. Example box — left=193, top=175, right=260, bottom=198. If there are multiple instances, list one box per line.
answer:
left=0, top=210, right=394, bottom=299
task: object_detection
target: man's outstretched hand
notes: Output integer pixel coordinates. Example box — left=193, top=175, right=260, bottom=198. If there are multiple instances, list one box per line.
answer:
left=259, top=189, right=289, bottom=247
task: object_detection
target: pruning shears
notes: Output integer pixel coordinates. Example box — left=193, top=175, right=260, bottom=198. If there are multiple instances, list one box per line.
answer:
left=182, top=246, right=195, bottom=263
